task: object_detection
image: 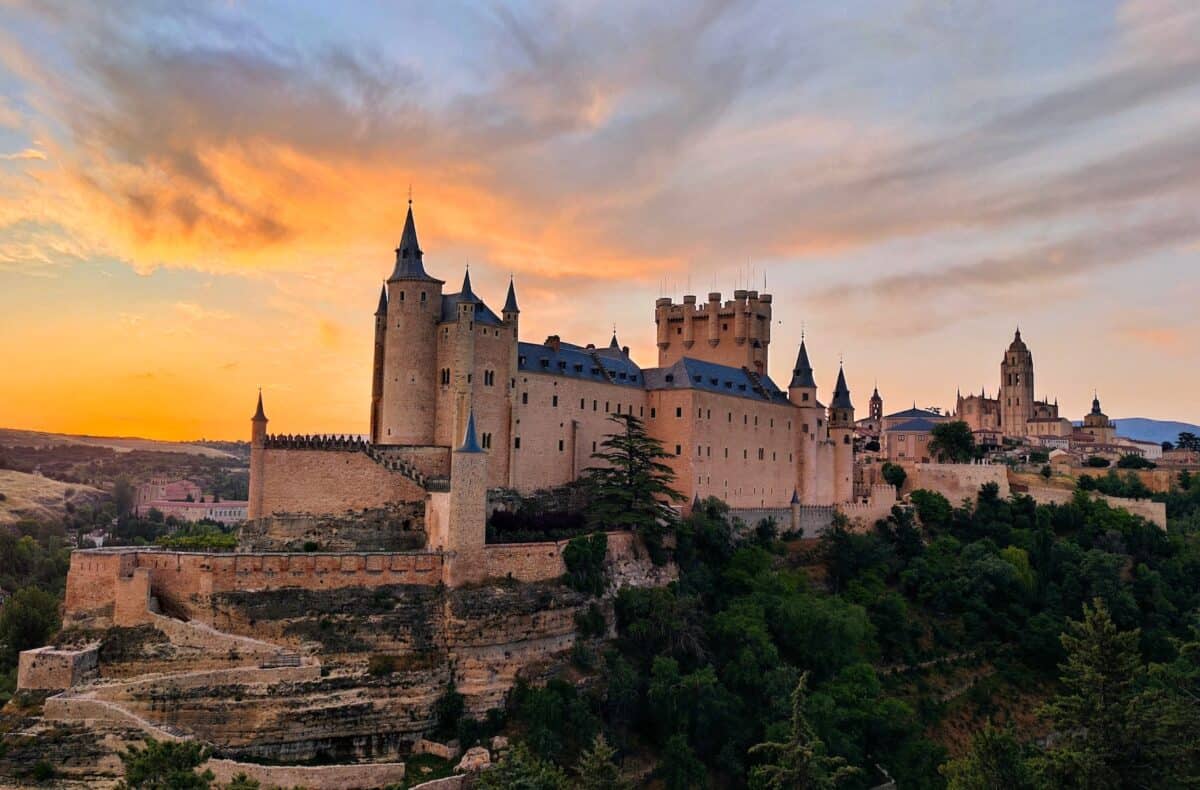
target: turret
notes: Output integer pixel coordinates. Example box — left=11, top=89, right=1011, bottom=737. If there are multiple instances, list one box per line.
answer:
left=787, top=340, right=818, bottom=406
left=451, top=268, right=480, bottom=445
left=445, top=411, right=488, bottom=585
left=379, top=201, right=443, bottom=445
left=370, top=284, right=387, bottom=443
left=248, top=391, right=268, bottom=519
left=789, top=339, right=821, bottom=505
left=829, top=366, right=855, bottom=504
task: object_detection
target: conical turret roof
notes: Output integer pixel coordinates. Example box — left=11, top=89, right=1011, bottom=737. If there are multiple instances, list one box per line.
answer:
left=458, top=268, right=479, bottom=303
left=831, top=366, right=853, bottom=409
left=503, top=277, right=519, bottom=313
left=375, top=284, right=388, bottom=316
left=457, top=410, right=483, bottom=453
left=252, top=391, right=268, bottom=421
left=388, top=203, right=439, bottom=282
left=790, top=340, right=817, bottom=389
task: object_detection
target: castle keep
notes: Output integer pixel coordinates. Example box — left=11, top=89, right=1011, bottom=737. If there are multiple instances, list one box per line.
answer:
left=248, top=203, right=859, bottom=566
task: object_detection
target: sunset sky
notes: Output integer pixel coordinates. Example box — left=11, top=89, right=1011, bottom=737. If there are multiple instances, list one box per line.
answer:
left=1, top=0, right=1197, bottom=440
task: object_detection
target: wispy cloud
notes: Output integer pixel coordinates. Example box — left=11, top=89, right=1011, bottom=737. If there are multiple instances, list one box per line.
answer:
left=0, top=147, right=45, bottom=160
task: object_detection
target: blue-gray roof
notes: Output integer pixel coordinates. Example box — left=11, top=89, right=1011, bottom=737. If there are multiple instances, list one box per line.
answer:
left=643, top=358, right=790, bottom=404
left=517, top=341, right=643, bottom=388
left=888, top=418, right=937, bottom=432
left=441, top=293, right=504, bottom=326
left=885, top=406, right=941, bottom=421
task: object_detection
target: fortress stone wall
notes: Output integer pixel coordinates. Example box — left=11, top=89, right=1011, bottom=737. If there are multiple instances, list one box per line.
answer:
left=901, top=463, right=1010, bottom=503
left=1019, top=485, right=1167, bottom=528
left=256, top=447, right=427, bottom=518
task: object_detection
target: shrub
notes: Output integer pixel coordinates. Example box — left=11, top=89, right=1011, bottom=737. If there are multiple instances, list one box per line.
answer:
left=563, top=532, right=609, bottom=596
left=575, top=602, right=607, bottom=638
left=1085, top=456, right=1111, bottom=468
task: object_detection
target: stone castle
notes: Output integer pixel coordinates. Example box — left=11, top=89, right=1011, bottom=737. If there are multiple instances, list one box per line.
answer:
left=247, top=202, right=861, bottom=577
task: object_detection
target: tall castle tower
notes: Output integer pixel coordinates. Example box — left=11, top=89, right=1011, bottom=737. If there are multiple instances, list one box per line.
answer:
left=379, top=202, right=444, bottom=445
left=788, top=339, right=822, bottom=503
left=828, top=366, right=855, bottom=503
left=655, top=289, right=772, bottom=375
left=1000, top=328, right=1034, bottom=438
left=868, top=386, right=883, bottom=423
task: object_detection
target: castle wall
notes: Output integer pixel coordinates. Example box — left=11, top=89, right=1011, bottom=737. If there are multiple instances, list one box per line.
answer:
left=17, top=645, right=99, bottom=690
left=511, top=372, right=646, bottom=492
left=655, top=292, right=772, bottom=375
left=63, top=549, right=446, bottom=624
left=257, top=448, right=426, bottom=517
left=902, top=463, right=1010, bottom=503
left=1020, top=485, right=1167, bottom=528
left=645, top=389, right=797, bottom=509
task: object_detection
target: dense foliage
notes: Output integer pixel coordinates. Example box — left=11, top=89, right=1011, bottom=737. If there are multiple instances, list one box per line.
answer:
left=483, top=470, right=1200, bottom=788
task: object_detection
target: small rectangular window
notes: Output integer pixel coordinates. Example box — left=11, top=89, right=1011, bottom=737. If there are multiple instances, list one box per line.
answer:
left=675, top=407, right=683, bottom=418
left=675, top=444, right=682, bottom=456
left=514, top=437, right=521, bottom=449
left=552, top=395, right=558, bottom=407
left=651, top=407, right=657, bottom=418
left=522, top=392, right=528, bottom=405
left=558, top=439, right=564, bottom=451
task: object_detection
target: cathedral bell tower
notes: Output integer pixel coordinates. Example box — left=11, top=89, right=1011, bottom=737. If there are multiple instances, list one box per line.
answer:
left=1000, top=328, right=1034, bottom=438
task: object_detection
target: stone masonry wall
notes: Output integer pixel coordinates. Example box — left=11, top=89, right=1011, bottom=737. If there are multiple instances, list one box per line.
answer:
left=902, top=463, right=1010, bottom=503
left=258, top=448, right=427, bottom=517
left=1021, top=485, right=1167, bottom=528
left=17, top=645, right=98, bottom=690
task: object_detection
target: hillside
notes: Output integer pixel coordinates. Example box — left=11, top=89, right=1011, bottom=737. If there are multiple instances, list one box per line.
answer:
left=1112, top=417, right=1200, bottom=445
left=0, top=428, right=240, bottom=459
left=0, top=469, right=105, bottom=525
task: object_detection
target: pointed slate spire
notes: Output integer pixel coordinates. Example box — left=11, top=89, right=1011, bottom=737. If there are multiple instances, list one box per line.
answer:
left=252, top=390, right=267, bottom=422
left=791, top=488, right=801, bottom=505
left=459, top=267, right=479, bottom=303
left=375, top=283, right=388, bottom=316
left=388, top=202, right=436, bottom=281
left=457, top=410, right=483, bottom=453
left=831, top=365, right=853, bottom=409
left=503, top=276, right=520, bottom=314
left=790, top=340, right=817, bottom=389
left=609, top=331, right=621, bottom=351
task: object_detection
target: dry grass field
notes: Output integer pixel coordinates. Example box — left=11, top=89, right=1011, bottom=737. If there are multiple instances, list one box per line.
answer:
left=0, top=428, right=235, bottom=459
left=0, top=469, right=105, bottom=525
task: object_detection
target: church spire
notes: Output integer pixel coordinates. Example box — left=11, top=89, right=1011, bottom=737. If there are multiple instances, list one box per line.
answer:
left=789, top=339, right=817, bottom=389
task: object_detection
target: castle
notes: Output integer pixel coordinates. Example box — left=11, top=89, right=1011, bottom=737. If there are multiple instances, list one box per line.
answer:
left=248, top=203, right=860, bottom=566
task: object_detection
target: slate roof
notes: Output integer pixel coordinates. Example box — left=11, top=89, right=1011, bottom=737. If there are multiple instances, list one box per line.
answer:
left=643, top=358, right=790, bottom=404
left=441, top=293, right=504, bottom=326
left=831, top=367, right=853, bottom=409
left=884, top=406, right=942, bottom=421
left=517, top=341, right=643, bottom=388
left=888, top=418, right=938, bottom=432
left=388, top=205, right=441, bottom=282
left=789, top=341, right=817, bottom=389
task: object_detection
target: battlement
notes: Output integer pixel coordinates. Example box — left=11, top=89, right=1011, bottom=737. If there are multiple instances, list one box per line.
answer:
left=655, top=290, right=773, bottom=374
left=263, top=433, right=369, bottom=451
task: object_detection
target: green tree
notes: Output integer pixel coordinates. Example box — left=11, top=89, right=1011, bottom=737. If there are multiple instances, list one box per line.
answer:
left=224, top=774, right=260, bottom=790
left=1036, top=599, right=1182, bottom=788
left=112, top=477, right=136, bottom=519
left=928, top=421, right=977, bottom=463
left=563, top=532, right=608, bottom=596
left=1116, top=454, right=1154, bottom=470
left=881, top=462, right=907, bottom=492
left=475, top=742, right=570, bottom=790
left=0, top=586, right=60, bottom=666
left=1176, top=431, right=1199, bottom=452
left=659, top=733, right=706, bottom=790
left=574, top=733, right=629, bottom=790
left=749, top=674, right=859, bottom=789
left=582, top=414, right=685, bottom=563
left=939, top=725, right=1037, bottom=790
left=116, top=738, right=213, bottom=789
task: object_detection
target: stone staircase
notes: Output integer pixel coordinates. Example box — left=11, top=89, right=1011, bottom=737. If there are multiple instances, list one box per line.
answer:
left=364, top=446, right=443, bottom=490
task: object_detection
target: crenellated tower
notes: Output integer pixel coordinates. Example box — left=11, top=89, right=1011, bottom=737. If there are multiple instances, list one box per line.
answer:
left=1000, top=328, right=1034, bottom=438
left=379, top=202, right=443, bottom=445
left=655, top=289, right=772, bottom=375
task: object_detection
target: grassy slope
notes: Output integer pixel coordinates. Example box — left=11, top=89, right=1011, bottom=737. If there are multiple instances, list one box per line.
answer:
left=0, top=469, right=104, bottom=525
left=0, top=428, right=236, bottom=459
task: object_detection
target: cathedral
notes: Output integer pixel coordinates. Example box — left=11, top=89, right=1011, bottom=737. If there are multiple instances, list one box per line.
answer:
left=954, top=329, right=1072, bottom=442
left=248, top=203, right=858, bottom=525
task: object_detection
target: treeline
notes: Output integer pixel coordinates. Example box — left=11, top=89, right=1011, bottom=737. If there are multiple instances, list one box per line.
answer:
left=472, top=470, right=1200, bottom=787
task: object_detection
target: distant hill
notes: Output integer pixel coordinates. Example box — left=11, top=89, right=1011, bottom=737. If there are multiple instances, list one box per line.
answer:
left=0, top=428, right=240, bottom=459
left=0, top=469, right=105, bottom=525
left=1112, top=417, right=1200, bottom=445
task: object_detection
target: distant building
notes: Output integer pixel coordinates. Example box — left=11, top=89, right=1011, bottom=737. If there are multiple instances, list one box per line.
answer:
left=135, top=477, right=247, bottom=525
left=882, top=417, right=938, bottom=463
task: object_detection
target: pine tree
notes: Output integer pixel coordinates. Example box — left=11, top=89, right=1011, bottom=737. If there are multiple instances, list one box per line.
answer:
left=748, top=673, right=859, bottom=789
left=582, top=414, right=685, bottom=563
left=574, top=733, right=630, bottom=790
left=474, top=742, right=569, bottom=790
left=115, top=738, right=213, bottom=789
left=939, top=724, right=1037, bottom=790
left=1036, top=598, right=1182, bottom=788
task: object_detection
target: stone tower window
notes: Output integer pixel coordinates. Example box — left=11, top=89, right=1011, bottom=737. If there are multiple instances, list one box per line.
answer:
left=558, top=439, right=564, bottom=451
left=399, top=291, right=405, bottom=302
left=420, top=291, right=427, bottom=302
left=552, top=395, right=558, bottom=407
left=521, top=392, right=528, bottom=404
left=514, top=437, right=521, bottom=449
